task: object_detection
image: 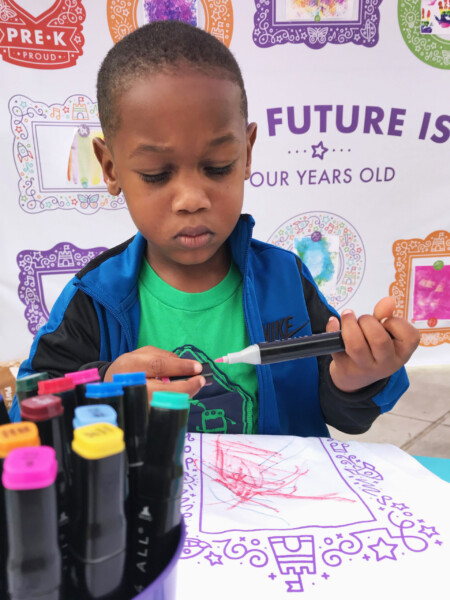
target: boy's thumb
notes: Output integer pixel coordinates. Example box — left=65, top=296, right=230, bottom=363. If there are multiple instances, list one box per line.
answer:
left=373, top=296, right=396, bottom=322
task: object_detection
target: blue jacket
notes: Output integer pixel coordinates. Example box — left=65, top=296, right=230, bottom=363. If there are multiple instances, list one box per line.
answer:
left=10, top=215, right=409, bottom=435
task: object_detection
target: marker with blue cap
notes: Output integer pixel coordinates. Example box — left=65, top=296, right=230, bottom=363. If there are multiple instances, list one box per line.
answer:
left=73, top=404, right=118, bottom=429
left=128, top=390, right=189, bottom=594
left=84, top=383, right=125, bottom=430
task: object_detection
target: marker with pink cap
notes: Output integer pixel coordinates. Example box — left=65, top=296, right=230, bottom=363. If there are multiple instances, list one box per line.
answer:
left=65, top=367, right=100, bottom=406
left=2, top=445, right=61, bottom=600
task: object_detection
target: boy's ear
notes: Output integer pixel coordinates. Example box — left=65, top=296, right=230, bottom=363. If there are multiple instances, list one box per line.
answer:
left=92, top=137, right=121, bottom=196
left=244, top=122, right=257, bottom=180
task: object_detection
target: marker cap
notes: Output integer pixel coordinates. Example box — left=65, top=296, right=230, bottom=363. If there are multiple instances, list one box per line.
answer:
left=85, top=382, right=123, bottom=399
left=65, top=368, right=100, bottom=385
left=15, top=372, right=49, bottom=393
left=38, top=377, right=74, bottom=395
left=0, top=422, right=40, bottom=458
left=73, top=405, right=118, bottom=429
left=152, top=391, right=190, bottom=410
left=113, top=371, right=147, bottom=386
left=20, top=395, right=64, bottom=422
left=2, top=446, right=57, bottom=490
left=72, top=423, right=125, bottom=459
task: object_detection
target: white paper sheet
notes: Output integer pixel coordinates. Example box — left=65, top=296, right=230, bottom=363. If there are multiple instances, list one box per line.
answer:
left=177, top=434, right=450, bottom=599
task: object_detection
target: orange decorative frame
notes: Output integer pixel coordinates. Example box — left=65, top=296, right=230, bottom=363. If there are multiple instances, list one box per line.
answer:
left=389, top=231, right=450, bottom=347
left=107, top=0, right=233, bottom=46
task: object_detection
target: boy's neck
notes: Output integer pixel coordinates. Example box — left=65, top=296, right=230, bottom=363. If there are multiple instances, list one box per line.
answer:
left=145, top=246, right=231, bottom=293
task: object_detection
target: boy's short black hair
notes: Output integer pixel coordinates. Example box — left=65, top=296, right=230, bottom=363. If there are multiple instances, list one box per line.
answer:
left=97, top=20, right=248, bottom=142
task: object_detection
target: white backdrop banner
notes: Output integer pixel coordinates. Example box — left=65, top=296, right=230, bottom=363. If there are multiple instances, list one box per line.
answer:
left=0, top=0, right=449, bottom=366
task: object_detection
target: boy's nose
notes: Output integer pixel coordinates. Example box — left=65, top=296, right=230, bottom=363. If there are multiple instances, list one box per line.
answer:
left=171, top=181, right=211, bottom=213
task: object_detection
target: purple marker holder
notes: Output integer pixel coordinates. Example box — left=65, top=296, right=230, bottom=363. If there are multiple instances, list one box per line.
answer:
left=132, top=517, right=186, bottom=600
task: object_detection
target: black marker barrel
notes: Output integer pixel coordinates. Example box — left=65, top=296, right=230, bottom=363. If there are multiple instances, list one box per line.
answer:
left=20, top=395, right=71, bottom=584
left=129, top=391, right=189, bottom=594
left=0, top=422, right=41, bottom=599
left=15, top=373, right=49, bottom=406
left=65, top=368, right=100, bottom=406
left=84, top=383, right=125, bottom=430
left=0, top=395, right=10, bottom=426
left=2, top=445, right=61, bottom=600
left=70, top=422, right=126, bottom=600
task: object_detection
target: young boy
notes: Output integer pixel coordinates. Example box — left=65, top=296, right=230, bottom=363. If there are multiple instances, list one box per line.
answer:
left=10, top=21, right=420, bottom=436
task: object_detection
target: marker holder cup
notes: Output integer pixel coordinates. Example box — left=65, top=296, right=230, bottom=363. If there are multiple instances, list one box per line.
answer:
left=132, top=517, right=186, bottom=600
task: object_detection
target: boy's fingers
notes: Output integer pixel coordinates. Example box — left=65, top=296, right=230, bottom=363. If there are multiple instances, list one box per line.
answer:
left=338, top=309, right=373, bottom=367
left=373, top=296, right=396, bottom=322
left=377, top=316, right=421, bottom=362
left=357, top=314, right=395, bottom=364
left=147, top=375, right=205, bottom=402
left=326, top=315, right=340, bottom=333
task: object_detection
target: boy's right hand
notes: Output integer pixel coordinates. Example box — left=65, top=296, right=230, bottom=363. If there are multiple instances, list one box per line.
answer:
left=104, top=346, right=206, bottom=402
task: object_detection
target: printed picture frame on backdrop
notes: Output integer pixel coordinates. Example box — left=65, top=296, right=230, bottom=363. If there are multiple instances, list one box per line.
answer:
left=9, top=94, right=126, bottom=214
left=390, top=231, right=450, bottom=346
left=17, top=243, right=107, bottom=336
left=253, top=0, right=383, bottom=49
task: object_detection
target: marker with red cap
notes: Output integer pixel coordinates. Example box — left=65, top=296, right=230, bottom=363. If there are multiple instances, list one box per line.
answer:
left=20, top=395, right=71, bottom=584
left=65, top=368, right=100, bottom=406
left=2, top=446, right=61, bottom=600
left=38, top=377, right=77, bottom=447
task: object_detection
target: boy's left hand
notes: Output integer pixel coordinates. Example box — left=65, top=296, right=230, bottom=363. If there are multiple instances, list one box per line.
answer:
left=326, top=296, right=420, bottom=393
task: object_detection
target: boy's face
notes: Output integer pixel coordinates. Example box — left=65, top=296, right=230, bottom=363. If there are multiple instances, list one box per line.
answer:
left=94, top=70, right=256, bottom=289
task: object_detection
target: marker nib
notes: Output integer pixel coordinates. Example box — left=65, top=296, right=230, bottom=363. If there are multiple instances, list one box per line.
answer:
left=214, top=357, right=224, bottom=363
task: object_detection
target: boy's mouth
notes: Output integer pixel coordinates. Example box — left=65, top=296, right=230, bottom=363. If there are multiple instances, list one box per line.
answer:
left=175, top=226, right=212, bottom=249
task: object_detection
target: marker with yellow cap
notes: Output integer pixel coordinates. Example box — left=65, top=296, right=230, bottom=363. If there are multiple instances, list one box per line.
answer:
left=69, top=422, right=127, bottom=600
left=0, top=422, right=40, bottom=600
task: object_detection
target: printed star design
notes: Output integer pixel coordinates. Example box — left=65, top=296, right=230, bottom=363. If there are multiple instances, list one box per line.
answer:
left=311, top=141, right=328, bottom=160
left=378, top=507, right=385, bottom=511
left=362, top=554, right=370, bottom=561
left=204, top=551, right=223, bottom=566
left=268, top=573, right=277, bottom=580
left=321, top=572, right=330, bottom=580
left=368, top=537, right=397, bottom=561
left=336, top=534, right=343, bottom=539
left=418, top=525, right=439, bottom=538
left=391, top=502, right=409, bottom=510
left=435, top=540, right=443, bottom=546
left=239, top=537, right=246, bottom=542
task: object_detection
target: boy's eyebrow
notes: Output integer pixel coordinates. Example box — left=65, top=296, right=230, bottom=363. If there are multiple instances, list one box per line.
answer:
left=129, top=134, right=239, bottom=158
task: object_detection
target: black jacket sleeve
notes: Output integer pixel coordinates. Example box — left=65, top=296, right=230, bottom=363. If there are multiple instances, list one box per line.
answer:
left=31, top=289, right=112, bottom=380
left=297, top=257, right=389, bottom=434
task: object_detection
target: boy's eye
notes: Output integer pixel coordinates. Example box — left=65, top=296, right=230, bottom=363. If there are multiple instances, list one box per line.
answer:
left=139, top=172, right=170, bottom=184
left=205, top=163, right=234, bottom=177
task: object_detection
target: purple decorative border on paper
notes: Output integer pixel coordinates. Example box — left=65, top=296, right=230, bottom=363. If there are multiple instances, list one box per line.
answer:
left=17, top=242, right=107, bottom=336
left=180, top=435, right=443, bottom=595
left=253, top=0, right=383, bottom=49
left=9, top=94, right=126, bottom=214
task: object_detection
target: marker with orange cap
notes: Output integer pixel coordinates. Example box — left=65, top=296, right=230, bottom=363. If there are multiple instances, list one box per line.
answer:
left=0, top=422, right=40, bottom=600
left=2, top=445, right=61, bottom=600
left=69, top=422, right=127, bottom=599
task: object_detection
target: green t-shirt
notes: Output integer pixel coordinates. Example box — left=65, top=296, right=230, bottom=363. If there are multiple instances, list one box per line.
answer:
left=137, top=259, right=258, bottom=434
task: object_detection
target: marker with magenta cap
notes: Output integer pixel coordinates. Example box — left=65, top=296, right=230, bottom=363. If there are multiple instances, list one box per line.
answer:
left=215, top=330, right=345, bottom=365
left=2, top=445, right=61, bottom=600
left=129, top=391, right=189, bottom=594
left=70, top=422, right=126, bottom=600
left=0, top=422, right=41, bottom=600
left=84, top=383, right=125, bottom=430
left=20, top=395, right=71, bottom=584
left=38, top=377, right=77, bottom=447
left=15, top=372, right=49, bottom=405
left=65, top=368, right=100, bottom=406
left=73, top=404, right=118, bottom=429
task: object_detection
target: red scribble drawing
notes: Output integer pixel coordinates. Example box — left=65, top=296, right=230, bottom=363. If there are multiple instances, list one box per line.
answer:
left=197, top=436, right=355, bottom=512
